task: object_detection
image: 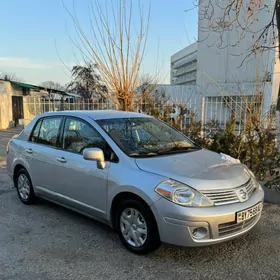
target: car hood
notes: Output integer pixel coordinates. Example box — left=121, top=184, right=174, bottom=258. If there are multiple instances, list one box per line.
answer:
left=135, top=149, right=250, bottom=191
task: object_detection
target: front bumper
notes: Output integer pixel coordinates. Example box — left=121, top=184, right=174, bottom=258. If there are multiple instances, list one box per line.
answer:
left=151, top=188, right=264, bottom=247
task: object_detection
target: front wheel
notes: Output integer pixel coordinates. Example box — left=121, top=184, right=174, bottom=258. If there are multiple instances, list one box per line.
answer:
left=116, top=199, right=161, bottom=254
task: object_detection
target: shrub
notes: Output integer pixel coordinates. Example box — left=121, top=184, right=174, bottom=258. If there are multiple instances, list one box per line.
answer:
left=181, top=117, right=279, bottom=181
left=147, top=102, right=279, bottom=182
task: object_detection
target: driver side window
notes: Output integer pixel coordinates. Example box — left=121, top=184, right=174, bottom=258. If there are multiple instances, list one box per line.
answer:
left=63, top=118, right=105, bottom=154
left=62, top=117, right=117, bottom=161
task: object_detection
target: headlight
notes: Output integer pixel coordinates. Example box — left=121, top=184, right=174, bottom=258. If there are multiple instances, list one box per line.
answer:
left=155, top=179, right=213, bottom=207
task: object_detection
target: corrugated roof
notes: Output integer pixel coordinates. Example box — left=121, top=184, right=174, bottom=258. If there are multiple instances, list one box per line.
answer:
left=10, top=81, right=39, bottom=90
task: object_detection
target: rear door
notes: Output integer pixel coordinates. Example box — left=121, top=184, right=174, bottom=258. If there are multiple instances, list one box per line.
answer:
left=24, top=116, right=63, bottom=195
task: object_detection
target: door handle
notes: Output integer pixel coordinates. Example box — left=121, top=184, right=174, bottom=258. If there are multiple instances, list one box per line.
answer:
left=25, top=148, right=33, bottom=154
left=57, top=157, right=67, bottom=163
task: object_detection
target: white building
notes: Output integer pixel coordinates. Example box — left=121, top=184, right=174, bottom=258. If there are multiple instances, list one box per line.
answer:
left=170, top=42, right=197, bottom=85
left=155, top=84, right=197, bottom=104
left=170, top=0, right=280, bottom=127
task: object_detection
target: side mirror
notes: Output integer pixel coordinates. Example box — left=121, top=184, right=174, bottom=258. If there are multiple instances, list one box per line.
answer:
left=83, top=148, right=106, bottom=169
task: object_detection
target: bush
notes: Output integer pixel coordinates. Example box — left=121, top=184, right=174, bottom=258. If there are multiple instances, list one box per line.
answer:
left=146, top=102, right=279, bottom=182
left=181, top=117, right=279, bottom=181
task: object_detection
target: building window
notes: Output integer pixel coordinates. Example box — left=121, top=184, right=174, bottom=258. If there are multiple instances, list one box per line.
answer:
left=22, top=88, right=30, bottom=96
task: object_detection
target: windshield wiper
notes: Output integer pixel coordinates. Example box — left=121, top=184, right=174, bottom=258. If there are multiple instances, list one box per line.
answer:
left=128, top=152, right=159, bottom=158
left=157, top=146, right=201, bottom=155
left=128, top=146, right=201, bottom=157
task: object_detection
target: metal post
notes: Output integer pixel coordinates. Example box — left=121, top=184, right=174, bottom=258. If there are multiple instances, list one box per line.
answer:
left=33, top=96, right=36, bottom=116
left=201, top=96, right=205, bottom=138
left=38, top=96, right=41, bottom=114
left=49, top=96, right=51, bottom=112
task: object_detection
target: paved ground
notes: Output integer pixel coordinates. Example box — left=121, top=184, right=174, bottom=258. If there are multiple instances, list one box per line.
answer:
left=1, top=127, right=280, bottom=279
left=0, top=167, right=280, bottom=280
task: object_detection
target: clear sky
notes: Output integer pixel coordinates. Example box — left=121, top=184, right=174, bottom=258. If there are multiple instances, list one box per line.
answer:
left=0, top=0, right=198, bottom=85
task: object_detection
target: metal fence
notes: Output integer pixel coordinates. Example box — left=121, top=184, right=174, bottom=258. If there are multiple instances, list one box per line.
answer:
left=203, top=95, right=267, bottom=133
left=24, top=97, right=115, bottom=114
left=23, top=95, right=269, bottom=134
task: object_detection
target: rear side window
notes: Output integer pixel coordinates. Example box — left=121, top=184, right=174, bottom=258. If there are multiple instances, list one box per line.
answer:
left=30, top=117, right=62, bottom=147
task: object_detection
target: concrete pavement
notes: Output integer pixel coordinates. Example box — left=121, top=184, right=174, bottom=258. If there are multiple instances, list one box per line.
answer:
left=0, top=127, right=280, bottom=279
left=0, top=166, right=280, bottom=279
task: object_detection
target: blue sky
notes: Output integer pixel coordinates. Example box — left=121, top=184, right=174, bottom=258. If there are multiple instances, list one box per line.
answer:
left=0, top=0, right=197, bottom=85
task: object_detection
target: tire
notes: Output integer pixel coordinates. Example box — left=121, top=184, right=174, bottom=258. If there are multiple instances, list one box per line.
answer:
left=116, top=199, right=161, bottom=254
left=14, top=168, right=36, bottom=205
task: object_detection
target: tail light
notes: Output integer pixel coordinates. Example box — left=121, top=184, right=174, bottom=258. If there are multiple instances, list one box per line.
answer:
left=6, top=140, right=11, bottom=154
left=6, top=134, right=18, bottom=154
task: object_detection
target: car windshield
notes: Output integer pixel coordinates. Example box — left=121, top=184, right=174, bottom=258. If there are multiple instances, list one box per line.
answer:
left=96, top=117, right=200, bottom=157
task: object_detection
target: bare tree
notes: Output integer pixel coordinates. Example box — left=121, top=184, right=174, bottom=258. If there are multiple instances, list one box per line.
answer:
left=40, top=81, right=65, bottom=91
left=137, top=74, right=157, bottom=101
left=135, top=76, right=172, bottom=119
left=64, top=0, right=150, bottom=111
left=0, top=71, right=23, bottom=82
left=194, top=0, right=280, bottom=61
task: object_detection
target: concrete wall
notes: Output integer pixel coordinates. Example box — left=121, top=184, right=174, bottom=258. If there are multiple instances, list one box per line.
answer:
left=0, top=81, right=31, bottom=129
left=22, top=96, right=36, bottom=126
left=197, top=0, right=275, bottom=87
left=153, top=84, right=203, bottom=121
left=156, top=84, right=198, bottom=104
left=0, top=81, right=9, bottom=95
left=0, top=93, right=13, bottom=129
left=0, top=81, right=13, bottom=129
left=11, top=84, right=24, bottom=96
left=194, top=0, right=277, bottom=126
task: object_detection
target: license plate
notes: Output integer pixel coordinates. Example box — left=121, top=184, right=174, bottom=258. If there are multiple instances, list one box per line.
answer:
left=236, top=202, right=263, bottom=223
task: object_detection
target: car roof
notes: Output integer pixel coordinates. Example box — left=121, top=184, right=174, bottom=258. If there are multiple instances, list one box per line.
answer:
left=39, top=110, right=152, bottom=120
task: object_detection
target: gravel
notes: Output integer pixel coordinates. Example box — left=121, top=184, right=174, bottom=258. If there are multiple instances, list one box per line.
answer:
left=0, top=167, right=280, bottom=280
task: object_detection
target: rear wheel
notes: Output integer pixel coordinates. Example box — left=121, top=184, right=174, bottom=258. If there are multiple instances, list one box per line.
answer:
left=14, top=168, right=36, bottom=204
left=116, top=199, right=161, bottom=254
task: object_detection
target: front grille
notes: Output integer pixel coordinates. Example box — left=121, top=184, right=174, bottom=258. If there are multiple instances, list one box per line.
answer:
left=218, top=214, right=260, bottom=237
left=201, top=178, right=257, bottom=206
left=201, top=189, right=239, bottom=205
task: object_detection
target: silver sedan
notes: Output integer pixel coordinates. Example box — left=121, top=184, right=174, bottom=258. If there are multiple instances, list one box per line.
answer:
left=6, top=110, right=264, bottom=254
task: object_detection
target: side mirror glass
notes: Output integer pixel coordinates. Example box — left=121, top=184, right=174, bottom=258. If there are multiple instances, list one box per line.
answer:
left=83, top=148, right=106, bottom=169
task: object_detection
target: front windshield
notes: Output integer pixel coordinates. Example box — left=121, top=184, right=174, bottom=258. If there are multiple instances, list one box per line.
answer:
left=96, top=117, right=200, bottom=157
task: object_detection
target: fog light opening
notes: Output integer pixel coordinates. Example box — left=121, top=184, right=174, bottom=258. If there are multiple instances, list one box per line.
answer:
left=192, top=227, right=208, bottom=240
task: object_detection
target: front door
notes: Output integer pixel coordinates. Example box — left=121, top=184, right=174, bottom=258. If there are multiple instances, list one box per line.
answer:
left=52, top=117, right=110, bottom=219
left=12, top=96, right=23, bottom=126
